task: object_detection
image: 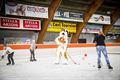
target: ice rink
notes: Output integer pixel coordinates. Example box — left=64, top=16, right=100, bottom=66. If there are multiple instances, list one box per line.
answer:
left=0, top=46, right=120, bottom=80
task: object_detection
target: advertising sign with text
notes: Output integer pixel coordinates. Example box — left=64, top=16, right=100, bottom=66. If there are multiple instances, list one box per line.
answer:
left=0, top=17, right=41, bottom=30
left=5, top=3, right=48, bottom=18
left=88, top=14, right=110, bottom=24
left=47, top=21, right=76, bottom=33
left=54, top=10, right=83, bottom=22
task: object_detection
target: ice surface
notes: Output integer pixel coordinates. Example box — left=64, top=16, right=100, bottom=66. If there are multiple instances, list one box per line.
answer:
left=0, top=47, right=120, bottom=80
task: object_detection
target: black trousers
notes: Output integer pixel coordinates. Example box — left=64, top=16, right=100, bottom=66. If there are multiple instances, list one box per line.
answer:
left=30, top=50, right=36, bottom=60
left=7, top=52, right=14, bottom=64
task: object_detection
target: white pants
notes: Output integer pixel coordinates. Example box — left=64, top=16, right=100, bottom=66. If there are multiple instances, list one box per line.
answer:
left=55, top=45, right=68, bottom=64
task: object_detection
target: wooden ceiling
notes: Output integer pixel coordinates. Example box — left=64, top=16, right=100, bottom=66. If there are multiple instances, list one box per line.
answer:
left=0, top=0, right=120, bottom=16
left=16, top=0, right=120, bottom=15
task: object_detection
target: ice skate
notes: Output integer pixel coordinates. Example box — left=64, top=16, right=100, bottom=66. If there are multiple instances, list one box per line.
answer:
left=6, top=63, right=11, bottom=65
left=55, top=62, right=60, bottom=65
left=33, top=59, right=37, bottom=61
left=108, top=64, right=113, bottom=69
left=12, top=63, right=15, bottom=65
left=30, top=59, right=33, bottom=62
left=98, top=64, right=101, bottom=70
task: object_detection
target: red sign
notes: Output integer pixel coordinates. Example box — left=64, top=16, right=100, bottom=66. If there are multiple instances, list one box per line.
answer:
left=1, top=18, right=20, bottom=28
left=0, top=17, right=41, bottom=30
left=23, top=20, right=40, bottom=29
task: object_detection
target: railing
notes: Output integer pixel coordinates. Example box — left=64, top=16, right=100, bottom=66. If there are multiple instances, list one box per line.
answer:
left=0, top=43, right=120, bottom=50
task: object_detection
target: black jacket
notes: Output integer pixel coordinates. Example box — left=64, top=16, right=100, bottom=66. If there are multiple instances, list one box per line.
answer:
left=93, top=34, right=105, bottom=46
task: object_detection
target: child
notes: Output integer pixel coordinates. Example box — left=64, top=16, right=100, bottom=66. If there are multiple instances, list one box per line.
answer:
left=1, top=45, right=15, bottom=65
left=29, top=40, right=37, bottom=61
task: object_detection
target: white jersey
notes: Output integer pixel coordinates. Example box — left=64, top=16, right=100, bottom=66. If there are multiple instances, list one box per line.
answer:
left=3, top=47, right=14, bottom=55
left=55, top=30, right=68, bottom=50
left=55, top=29, right=68, bottom=64
left=55, top=35, right=65, bottom=46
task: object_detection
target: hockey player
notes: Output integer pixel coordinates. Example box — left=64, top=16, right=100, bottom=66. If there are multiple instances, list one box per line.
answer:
left=29, top=40, right=37, bottom=61
left=55, top=29, right=68, bottom=64
left=1, top=45, right=15, bottom=65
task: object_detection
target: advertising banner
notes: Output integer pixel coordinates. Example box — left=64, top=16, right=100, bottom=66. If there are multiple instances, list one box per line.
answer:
left=54, top=10, right=83, bottom=22
left=0, top=17, right=41, bottom=30
left=23, top=20, right=40, bottom=30
left=82, top=28, right=102, bottom=33
left=5, top=3, right=48, bottom=18
left=88, top=14, right=110, bottom=24
left=82, top=24, right=102, bottom=33
left=47, top=21, right=76, bottom=33
left=110, top=27, right=120, bottom=34
left=114, top=18, right=120, bottom=26
left=1, top=17, right=20, bottom=28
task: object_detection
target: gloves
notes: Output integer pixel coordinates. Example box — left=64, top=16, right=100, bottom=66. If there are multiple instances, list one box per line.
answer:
left=58, top=37, right=65, bottom=43
left=1, top=55, right=4, bottom=59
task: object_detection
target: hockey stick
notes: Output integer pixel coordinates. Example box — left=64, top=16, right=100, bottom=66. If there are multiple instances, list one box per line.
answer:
left=0, top=57, right=3, bottom=61
left=0, top=55, right=5, bottom=61
left=0, top=52, right=7, bottom=61
left=65, top=51, right=80, bottom=65
left=0, top=50, right=5, bottom=61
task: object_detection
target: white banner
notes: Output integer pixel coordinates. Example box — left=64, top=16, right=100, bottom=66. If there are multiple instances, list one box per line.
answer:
left=0, top=17, right=41, bottom=30
left=5, top=3, right=48, bottom=18
left=82, top=24, right=102, bottom=33
left=114, top=18, right=120, bottom=26
left=88, top=14, right=110, bottom=24
left=82, top=28, right=102, bottom=33
left=54, top=10, right=83, bottom=22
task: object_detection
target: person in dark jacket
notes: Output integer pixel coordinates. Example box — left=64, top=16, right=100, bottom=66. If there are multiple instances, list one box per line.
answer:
left=93, top=31, right=113, bottom=69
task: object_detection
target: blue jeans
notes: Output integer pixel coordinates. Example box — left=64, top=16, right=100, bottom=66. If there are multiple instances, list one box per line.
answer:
left=96, top=46, right=110, bottom=65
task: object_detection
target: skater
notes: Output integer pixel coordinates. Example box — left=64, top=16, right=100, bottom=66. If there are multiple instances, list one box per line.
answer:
left=1, top=45, right=15, bottom=65
left=29, top=40, right=37, bottom=61
left=55, top=29, right=68, bottom=64
left=93, top=31, right=113, bottom=69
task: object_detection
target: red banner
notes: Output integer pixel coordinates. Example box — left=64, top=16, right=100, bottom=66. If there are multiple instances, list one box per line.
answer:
left=0, top=17, right=41, bottom=30
left=1, top=18, right=20, bottom=28
left=23, top=20, right=40, bottom=29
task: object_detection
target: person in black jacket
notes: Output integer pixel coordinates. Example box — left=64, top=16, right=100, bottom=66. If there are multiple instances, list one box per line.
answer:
left=93, top=31, right=113, bottom=69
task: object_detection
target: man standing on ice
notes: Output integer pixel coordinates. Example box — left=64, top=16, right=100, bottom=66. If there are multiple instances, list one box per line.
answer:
left=55, top=29, right=68, bottom=64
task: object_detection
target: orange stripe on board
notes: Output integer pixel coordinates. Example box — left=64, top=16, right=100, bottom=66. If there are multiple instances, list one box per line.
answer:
left=0, top=43, right=120, bottom=50
left=106, top=43, right=120, bottom=46
left=0, top=45, right=3, bottom=50
left=36, top=44, right=57, bottom=48
left=68, top=43, right=96, bottom=48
